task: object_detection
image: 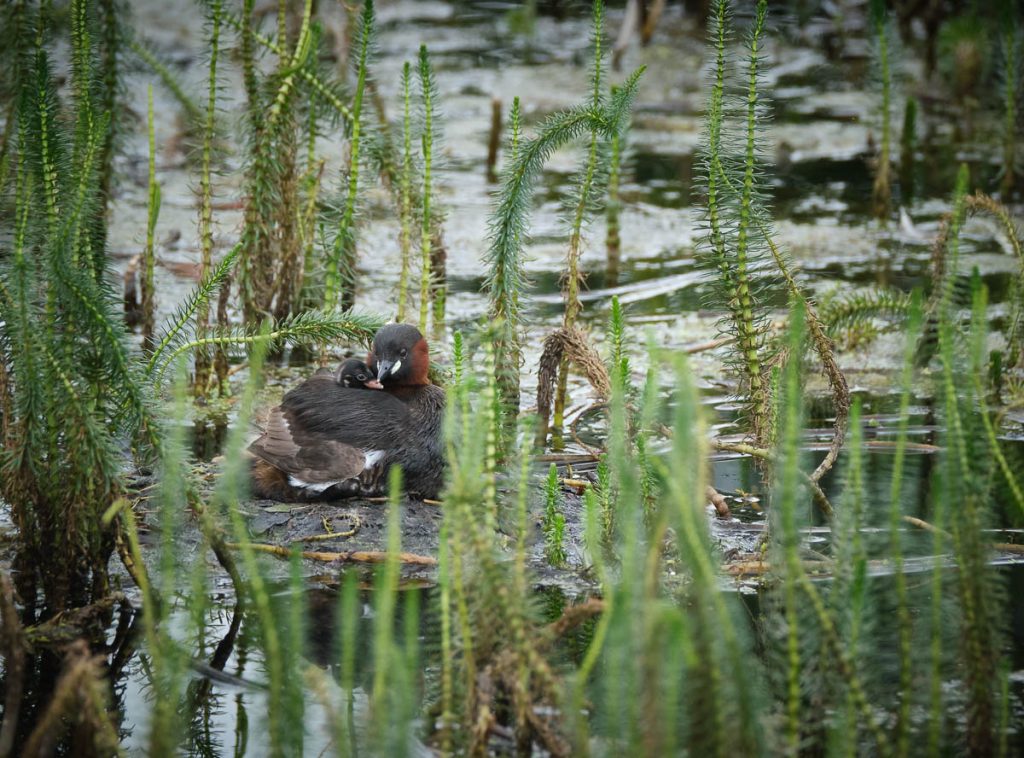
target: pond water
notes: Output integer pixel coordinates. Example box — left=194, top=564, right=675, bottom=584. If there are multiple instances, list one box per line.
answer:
left=2, top=0, right=1023, bottom=754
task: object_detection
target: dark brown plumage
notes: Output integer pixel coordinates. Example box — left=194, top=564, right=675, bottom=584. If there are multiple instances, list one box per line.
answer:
left=249, top=324, right=445, bottom=500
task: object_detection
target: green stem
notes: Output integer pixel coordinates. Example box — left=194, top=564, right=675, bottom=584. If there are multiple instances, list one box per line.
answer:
left=418, top=45, right=435, bottom=334
left=194, top=0, right=222, bottom=397
left=325, top=0, right=372, bottom=311
left=397, top=62, right=413, bottom=322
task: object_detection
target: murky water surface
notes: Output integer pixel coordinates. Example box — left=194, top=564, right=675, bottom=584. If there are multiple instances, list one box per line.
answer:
left=3, top=0, right=1023, bottom=753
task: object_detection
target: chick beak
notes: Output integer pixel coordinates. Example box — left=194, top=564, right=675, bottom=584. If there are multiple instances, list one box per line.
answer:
left=364, top=378, right=383, bottom=390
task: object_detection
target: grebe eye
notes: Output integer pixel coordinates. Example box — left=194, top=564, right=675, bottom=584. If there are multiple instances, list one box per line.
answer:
left=400, top=348, right=408, bottom=357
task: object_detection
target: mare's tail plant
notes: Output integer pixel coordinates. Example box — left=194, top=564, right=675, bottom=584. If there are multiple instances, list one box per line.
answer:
left=605, top=86, right=625, bottom=288
left=700, top=0, right=849, bottom=494
left=437, top=336, right=571, bottom=753
left=396, top=61, right=416, bottom=322
left=484, top=15, right=643, bottom=426
left=326, top=0, right=373, bottom=313
left=416, top=45, right=445, bottom=336
left=936, top=274, right=1007, bottom=754
left=268, top=0, right=316, bottom=324
left=549, top=0, right=610, bottom=450
left=0, top=8, right=161, bottom=611
left=699, top=0, right=775, bottom=447
left=487, top=0, right=641, bottom=449
left=542, top=464, right=568, bottom=566
left=237, top=0, right=319, bottom=324
left=193, top=0, right=223, bottom=397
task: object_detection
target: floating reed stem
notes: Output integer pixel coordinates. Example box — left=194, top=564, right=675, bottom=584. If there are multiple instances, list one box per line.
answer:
left=899, top=96, right=916, bottom=203
left=487, top=96, right=502, bottom=183
left=430, top=228, right=447, bottom=338
left=229, top=542, right=437, bottom=566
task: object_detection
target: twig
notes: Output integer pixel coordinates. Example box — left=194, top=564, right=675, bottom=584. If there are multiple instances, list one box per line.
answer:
left=706, top=485, right=732, bottom=519
left=568, top=401, right=604, bottom=455
left=115, top=516, right=160, bottom=610
left=296, top=513, right=361, bottom=542
left=724, top=559, right=832, bottom=577
left=685, top=336, right=733, bottom=354
left=709, top=438, right=834, bottom=517
left=534, top=453, right=600, bottom=464
left=710, top=439, right=771, bottom=459
left=903, top=515, right=1024, bottom=554
left=228, top=542, right=437, bottom=565
left=544, top=597, right=605, bottom=640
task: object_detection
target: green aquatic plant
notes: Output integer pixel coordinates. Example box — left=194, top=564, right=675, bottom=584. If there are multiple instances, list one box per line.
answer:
left=150, top=308, right=382, bottom=383
left=417, top=44, right=439, bottom=335
left=886, top=295, right=924, bottom=756
left=327, top=0, right=373, bottom=313
left=0, top=10, right=155, bottom=611
left=193, top=0, right=222, bottom=397
left=236, top=0, right=273, bottom=324
left=818, top=286, right=913, bottom=348
left=543, top=463, right=568, bottom=567
left=127, top=36, right=204, bottom=128
left=297, top=84, right=324, bottom=315
left=936, top=274, right=1006, bottom=755
left=484, top=48, right=642, bottom=423
left=605, top=87, right=624, bottom=289
left=0, top=2, right=33, bottom=190
left=550, top=0, right=610, bottom=450
left=700, top=0, right=849, bottom=495
left=235, top=0, right=324, bottom=327
left=435, top=340, right=574, bottom=754
left=397, top=61, right=415, bottom=322
left=268, top=0, right=315, bottom=324
left=607, top=294, right=630, bottom=390
left=825, top=397, right=869, bottom=755
left=699, top=0, right=774, bottom=446
left=369, top=469, right=422, bottom=756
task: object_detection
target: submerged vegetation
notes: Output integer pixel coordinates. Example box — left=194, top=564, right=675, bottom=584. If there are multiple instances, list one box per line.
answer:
left=1, top=0, right=1024, bottom=755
